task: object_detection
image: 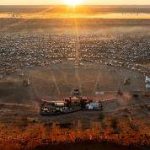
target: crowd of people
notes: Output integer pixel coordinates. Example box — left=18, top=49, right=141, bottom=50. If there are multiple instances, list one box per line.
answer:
left=0, top=31, right=149, bottom=78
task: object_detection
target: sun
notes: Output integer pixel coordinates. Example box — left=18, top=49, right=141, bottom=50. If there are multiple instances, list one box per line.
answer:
left=64, top=0, right=84, bottom=6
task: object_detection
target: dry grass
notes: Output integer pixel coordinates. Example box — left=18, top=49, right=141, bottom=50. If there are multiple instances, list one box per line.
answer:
left=0, top=117, right=149, bottom=150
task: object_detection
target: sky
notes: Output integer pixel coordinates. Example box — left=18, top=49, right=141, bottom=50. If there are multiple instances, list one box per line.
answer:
left=0, top=0, right=149, bottom=5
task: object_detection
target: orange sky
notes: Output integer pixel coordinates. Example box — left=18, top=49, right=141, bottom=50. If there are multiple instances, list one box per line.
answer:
left=0, top=0, right=150, bottom=5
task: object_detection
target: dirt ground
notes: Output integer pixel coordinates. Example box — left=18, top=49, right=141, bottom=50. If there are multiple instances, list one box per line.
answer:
left=0, top=63, right=149, bottom=127
left=0, top=63, right=145, bottom=102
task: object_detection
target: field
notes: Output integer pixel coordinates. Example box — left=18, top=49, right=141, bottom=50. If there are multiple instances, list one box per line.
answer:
left=0, top=5, right=150, bottom=150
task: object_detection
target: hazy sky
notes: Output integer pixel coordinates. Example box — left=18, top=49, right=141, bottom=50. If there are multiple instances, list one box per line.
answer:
left=0, top=0, right=149, bottom=5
